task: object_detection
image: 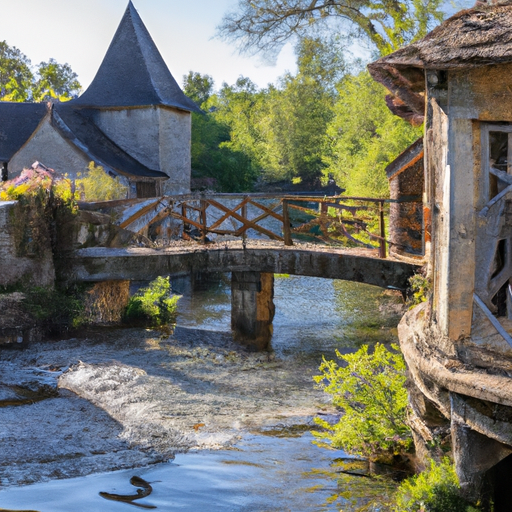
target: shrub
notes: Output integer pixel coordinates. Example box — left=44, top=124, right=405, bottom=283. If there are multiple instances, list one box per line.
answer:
left=75, top=162, right=128, bottom=202
left=124, top=276, right=180, bottom=327
left=313, top=343, right=412, bottom=462
left=394, top=458, right=477, bottom=512
left=23, top=286, right=85, bottom=331
left=408, top=273, right=431, bottom=309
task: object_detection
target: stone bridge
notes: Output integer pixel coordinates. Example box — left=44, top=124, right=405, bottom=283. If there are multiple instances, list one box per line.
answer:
left=67, top=242, right=417, bottom=288
left=64, top=240, right=419, bottom=348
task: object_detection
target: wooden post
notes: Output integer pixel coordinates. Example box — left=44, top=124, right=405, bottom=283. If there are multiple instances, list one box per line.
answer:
left=282, top=199, right=293, bottom=246
left=181, top=203, right=190, bottom=240
left=200, top=198, right=207, bottom=244
left=379, top=201, right=387, bottom=259
left=241, top=197, right=248, bottom=244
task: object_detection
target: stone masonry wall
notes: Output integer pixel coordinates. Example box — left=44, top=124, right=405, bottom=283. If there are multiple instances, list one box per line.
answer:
left=0, top=201, right=55, bottom=288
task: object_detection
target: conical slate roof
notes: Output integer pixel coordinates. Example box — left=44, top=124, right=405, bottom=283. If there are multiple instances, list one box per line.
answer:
left=71, top=1, right=200, bottom=112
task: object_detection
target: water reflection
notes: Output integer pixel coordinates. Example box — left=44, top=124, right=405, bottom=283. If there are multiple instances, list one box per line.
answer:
left=0, top=434, right=395, bottom=512
left=173, top=273, right=402, bottom=361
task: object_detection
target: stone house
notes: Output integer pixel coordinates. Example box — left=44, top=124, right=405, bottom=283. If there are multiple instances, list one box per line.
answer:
left=369, top=1, right=512, bottom=505
left=0, top=2, right=200, bottom=198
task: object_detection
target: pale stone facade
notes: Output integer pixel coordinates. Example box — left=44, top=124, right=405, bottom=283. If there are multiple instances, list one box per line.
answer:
left=8, top=114, right=97, bottom=183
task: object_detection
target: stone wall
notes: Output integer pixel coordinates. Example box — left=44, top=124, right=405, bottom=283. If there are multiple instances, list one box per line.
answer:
left=0, top=201, right=55, bottom=288
left=399, top=303, right=512, bottom=505
left=389, top=158, right=423, bottom=256
left=159, top=107, right=191, bottom=194
left=92, top=105, right=192, bottom=194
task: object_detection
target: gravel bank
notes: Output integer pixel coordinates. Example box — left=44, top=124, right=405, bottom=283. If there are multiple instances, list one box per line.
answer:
left=0, top=326, right=333, bottom=488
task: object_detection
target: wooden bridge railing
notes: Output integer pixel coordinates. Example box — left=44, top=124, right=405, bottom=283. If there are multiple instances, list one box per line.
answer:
left=79, top=193, right=415, bottom=259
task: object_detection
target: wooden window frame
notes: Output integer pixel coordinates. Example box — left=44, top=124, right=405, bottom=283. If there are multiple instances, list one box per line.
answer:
left=481, top=124, right=512, bottom=201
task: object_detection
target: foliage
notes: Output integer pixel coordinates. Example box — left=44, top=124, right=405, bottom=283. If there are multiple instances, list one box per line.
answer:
left=124, top=277, right=180, bottom=327
left=214, top=76, right=265, bottom=166
left=218, top=0, right=446, bottom=60
left=23, top=285, right=85, bottom=331
left=185, top=74, right=259, bottom=192
left=408, top=273, right=431, bottom=308
left=323, top=71, right=422, bottom=197
left=186, top=37, right=347, bottom=189
left=185, top=41, right=417, bottom=195
left=32, top=59, right=81, bottom=102
left=255, top=37, right=345, bottom=183
left=183, top=71, right=214, bottom=107
left=189, top=109, right=259, bottom=192
left=394, top=458, right=478, bottom=512
left=313, top=343, right=412, bottom=462
left=0, top=40, right=81, bottom=102
left=0, top=41, right=33, bottom=101
left=75, top=162, right=128, bottom=201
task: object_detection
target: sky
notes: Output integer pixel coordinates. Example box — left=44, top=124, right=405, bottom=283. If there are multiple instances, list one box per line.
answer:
left=0, top=0, right=298, bottom=92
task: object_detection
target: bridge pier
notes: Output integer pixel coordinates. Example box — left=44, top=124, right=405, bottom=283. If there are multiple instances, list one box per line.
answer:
left=231, top=272, right=275, bottom=350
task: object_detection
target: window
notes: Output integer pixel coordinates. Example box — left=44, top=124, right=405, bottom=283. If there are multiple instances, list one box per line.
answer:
left=481, top=124, right=512, bottom=201
left=136, top=181, right=157, bottom=198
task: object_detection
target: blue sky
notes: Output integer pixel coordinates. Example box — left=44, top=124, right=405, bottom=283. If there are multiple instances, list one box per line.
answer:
left=1, top=0, right=298, bottom=92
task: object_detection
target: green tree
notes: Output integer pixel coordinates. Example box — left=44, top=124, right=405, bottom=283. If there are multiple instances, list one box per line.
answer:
left=183, top=71, right=214, bottom=107
left=256, top=37, right=345, bottom=183
left=313, top=343, right=412, bottom=463
left=0, top=41, right=81, bottom=102
left=32, top=59, right=81, bottom=102
left=0, top=41, right=33, bottom=101
left=323, top=71, right=422, bottom=197
left=214, top=76, right=264, bottom=164
left=183, top=73, right=259, bottom=192
left=218, top=0, right=446, bottom=59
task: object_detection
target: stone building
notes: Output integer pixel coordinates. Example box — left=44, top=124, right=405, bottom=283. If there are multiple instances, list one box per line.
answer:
left=0, top=2, right=200, bottom=198
left=370, top=1, right=512, bottom=507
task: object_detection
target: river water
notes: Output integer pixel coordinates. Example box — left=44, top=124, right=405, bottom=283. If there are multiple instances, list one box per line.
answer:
left=0, top=275, right=402, bottom=511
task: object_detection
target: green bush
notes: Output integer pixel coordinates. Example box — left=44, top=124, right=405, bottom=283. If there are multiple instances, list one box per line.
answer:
left=394, top=458, right=478, bottom=512
left=124, top=276, right=180, bottom=327
left=313, top=343, right=412, bottom=462
left=75, top=162, right=128, bottom=201
left=408, top=274, right=431, bottom=309
left=23, top=286, right=85, bottom=330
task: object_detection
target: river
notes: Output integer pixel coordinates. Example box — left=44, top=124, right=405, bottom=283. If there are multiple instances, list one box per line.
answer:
left=0, top=275, right=403, bottom=511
